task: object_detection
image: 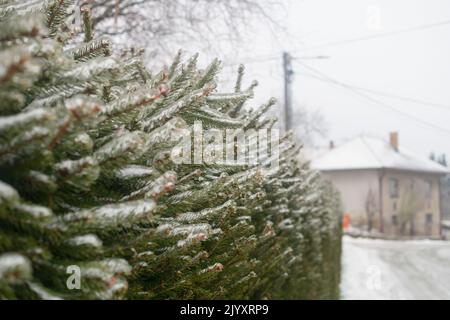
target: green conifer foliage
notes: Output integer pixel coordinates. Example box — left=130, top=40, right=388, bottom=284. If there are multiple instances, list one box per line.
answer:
left=0, top=0, right=342, bottom=299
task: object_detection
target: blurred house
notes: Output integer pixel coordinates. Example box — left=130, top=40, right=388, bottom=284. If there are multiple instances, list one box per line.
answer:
left=441, top=175, right=450, bottom=219
left=312, top=133, right=449, bottom=238
left=442, top=176, right=450, bottom=240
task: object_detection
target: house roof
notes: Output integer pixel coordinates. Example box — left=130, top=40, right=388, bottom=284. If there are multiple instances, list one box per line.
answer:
left=311, top=135, right=449, bottom=174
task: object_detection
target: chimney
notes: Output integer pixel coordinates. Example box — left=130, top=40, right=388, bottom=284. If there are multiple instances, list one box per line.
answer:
left=329, top=140, right=335, bottom=150
left=389, top=132, right=398, bottom=151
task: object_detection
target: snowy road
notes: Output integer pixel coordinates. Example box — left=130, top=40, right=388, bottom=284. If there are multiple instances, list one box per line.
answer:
left=341, top=236, right=450, bottom=300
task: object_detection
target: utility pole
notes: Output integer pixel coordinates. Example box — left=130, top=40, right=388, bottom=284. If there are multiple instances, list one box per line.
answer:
left=282, top=53, right=329, bottom=133
left=283, top=52, right=294, bottom=132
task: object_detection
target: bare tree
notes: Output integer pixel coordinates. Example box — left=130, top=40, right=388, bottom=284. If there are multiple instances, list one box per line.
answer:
left=80, top=0, right=285, bottom=64
left=292, top=104, right=328, bottom=147
left=365, top=188, right=377, bottom=232
left=398, top=179, right=426, bottom=236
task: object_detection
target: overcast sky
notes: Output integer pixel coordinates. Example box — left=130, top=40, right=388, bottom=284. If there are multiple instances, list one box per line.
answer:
left=210, top=0, right=450, bottom=160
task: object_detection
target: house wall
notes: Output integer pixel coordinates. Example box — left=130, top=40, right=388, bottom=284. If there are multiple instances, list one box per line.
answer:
left=441, top=174, right=450, bottom=220
left=321, top=169, right=442, bottom=238
left=381, top=170, right=441, bottom=237
left=320, top=169, right=382, bottom=230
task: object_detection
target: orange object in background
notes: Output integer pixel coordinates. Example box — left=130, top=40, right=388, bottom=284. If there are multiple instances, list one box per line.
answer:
left=343, top=213, right=350, bottom=231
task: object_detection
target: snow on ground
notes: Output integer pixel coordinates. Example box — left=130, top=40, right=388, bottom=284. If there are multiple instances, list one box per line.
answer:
left=341, top=235, right=450, bottom=300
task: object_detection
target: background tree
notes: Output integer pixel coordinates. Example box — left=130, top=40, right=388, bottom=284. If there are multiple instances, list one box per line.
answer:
left=84, top=0, right=285, bottom=64
left=398, top=180, right=426, bottom=236
left=429, top=151, right=447, bottom=167
left=364, top=188, right=377, bottom=232
left=292, top=104, right=328, bottom=147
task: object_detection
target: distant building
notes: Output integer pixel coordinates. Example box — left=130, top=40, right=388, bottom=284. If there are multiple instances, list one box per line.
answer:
left=441, top=175, right=450, bottom=220
left=312, top=133, right=449, bottom=238
left=441, top=175, right=450, bottom=240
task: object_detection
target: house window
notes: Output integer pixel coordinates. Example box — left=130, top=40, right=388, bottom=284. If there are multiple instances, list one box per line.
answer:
left=426, top=213, right=433, bottom=224
left=389, top=178, right=399, bottom=198
left=392, top=214, right=398, bottom=226
left=393, top=201, right=397, bottom=211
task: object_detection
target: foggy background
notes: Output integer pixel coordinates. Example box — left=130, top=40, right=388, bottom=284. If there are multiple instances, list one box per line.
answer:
left=211, top=0, right=450, bottom=159
left=98, top=0, right=450, bottom=159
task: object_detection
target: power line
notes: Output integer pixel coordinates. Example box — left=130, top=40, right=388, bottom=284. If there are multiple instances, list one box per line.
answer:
left=222, top=54, right=330, bottom=69
left=223, top=18, right=450, bottom=68
left=296, top=71, right=450, bottom=112
left=303, top=19, right=450, bottom=51
left=222, top=55, right=279, bottom=69
left=295, top=61, right=450, bottom=136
